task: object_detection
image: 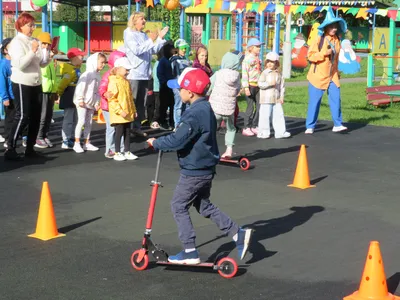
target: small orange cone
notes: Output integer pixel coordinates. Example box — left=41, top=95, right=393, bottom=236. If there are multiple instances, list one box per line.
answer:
left=28, top=182, right=65, bottom=241
left=344, top=241, right=400, bottom=300
left=288, top=144, right=315, bottom=189
left=96, top=109, right=106, bottom=124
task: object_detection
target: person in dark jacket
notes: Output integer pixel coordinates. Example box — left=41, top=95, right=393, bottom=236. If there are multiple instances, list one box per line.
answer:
left=147, top=68, right=252, bottom=265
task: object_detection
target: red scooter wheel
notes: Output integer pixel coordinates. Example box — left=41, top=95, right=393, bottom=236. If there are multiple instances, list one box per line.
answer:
left=239, top=157, right=250, bottom=171
left=217, top=257, right=238, bottom=278
left=131, top=249, right=149, bottom=271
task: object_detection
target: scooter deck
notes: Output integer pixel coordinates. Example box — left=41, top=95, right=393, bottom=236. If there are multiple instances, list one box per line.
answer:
left=156, top=261, right=215, bottom=268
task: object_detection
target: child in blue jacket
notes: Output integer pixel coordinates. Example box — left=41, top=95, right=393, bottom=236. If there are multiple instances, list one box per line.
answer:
left=147, top=68, right=252, bottom=265
left=0, top=38, right=14, bottom=147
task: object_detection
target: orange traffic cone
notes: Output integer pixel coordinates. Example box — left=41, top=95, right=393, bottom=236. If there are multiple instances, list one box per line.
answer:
left=28, top=182, right=65, bottom=241
left=344, top=241, right=400, bottom=300
left=96, top=109, right=106, bottom=124
left=288, top=144, right=315, bottom=189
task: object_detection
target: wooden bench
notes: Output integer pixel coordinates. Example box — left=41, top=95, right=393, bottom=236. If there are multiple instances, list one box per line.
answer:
left=366, top=85, right=400, bottom=107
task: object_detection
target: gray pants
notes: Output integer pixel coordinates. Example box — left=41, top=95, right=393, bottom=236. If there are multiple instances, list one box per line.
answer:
left=61, top=107, right=77, bottom=142
left=37, top=93, right=55, bottom=139
left=171, top=173, right=239, bottom=249
left=244, top=86, right=260, bottom=129
left=130, top=79, right=149, bottom=128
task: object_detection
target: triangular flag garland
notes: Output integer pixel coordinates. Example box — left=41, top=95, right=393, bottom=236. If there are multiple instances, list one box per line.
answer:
left=178, top=0, right=400, bottom=20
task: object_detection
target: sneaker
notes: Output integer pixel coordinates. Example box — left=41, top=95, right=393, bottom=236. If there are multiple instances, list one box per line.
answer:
left=332, top=125, right=348, bottom=133
left=242, top=128, right=255, bottom=136
left=0, top=135, right=5, bottom=143
left=105, top=150, right=115, bottom=159
left=257, top=133, right=270, bottom=139
left=221, top=147, right=233, bottom=159
left=236, top=228, right=253, bottom=260
left=4, top=149, right=22, bottom=161
left=51, top=119, right=55, bottom=123
left=83, top=143, right=99, bottom=151
left=113, top=152, right=127, bottom=161
left=4, top=142, right=8, bottom=148
left=73, top=142, right=84, bottom=153
left=124, top=151, right=138, bottom=160
left=34, top=139, right=48, bottom=149
left=305, top=128, right=314, bottom=135
left=251, top=127, right=259, bottom=135
left=61, top=140, right=73, bottom=149
left=168, top=250, right=201, bottom=265
left=44, top=138, right=53, bottom=148
left=22, top=136, right=27, bottom=147
left=275, top=132, right=291, bottom=139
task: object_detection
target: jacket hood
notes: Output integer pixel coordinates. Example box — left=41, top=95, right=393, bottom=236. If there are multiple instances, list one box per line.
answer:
left=108, top=50, right=126, bottom=68
left=85, top=52, right=101, bottom=73
left=221, top=52, right=240, bottom=71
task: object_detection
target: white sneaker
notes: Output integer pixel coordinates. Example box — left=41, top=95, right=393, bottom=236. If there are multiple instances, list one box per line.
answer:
left=276, top=132, right=291, bottom=139
left=73, top=142, right=84, bottom=153
left=83, top=143, right=99, bottom=151
left=3, top=142, right=7, bottom=148
left=0, top=135, right=5, bottom=143
left=257, top=133, right=270, bottom=139
left=124, top=151, right=138, bottom=160
left=305, top=128, right=314, bottom=135
left=113, top=152, right=127, bottom=161
left=332, top=125, right=348, bottom=133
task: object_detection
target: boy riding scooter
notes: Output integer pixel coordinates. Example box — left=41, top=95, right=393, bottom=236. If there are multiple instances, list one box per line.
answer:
left=147, top=68, right=252, bottom=264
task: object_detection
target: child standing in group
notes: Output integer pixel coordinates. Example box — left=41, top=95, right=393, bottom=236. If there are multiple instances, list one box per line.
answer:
left=98, top=50, right=126, bottom=158
left=147, top=68, right=252, bottom=265
left=170, top=39, right=190, bottom=128
left=0, top=38, right=14, bottom=147
left=35, top=32, right=58, bottom=148
left=108, top=57, right=138, bottom=161
left=209, top=52, right=242, bottom=158
left=257, top=52, right=291, bottom=139
left=192, top=45, right=213, bottom=77
left=58, top=48, right=85, bottom=149
left=72, top=52, right=106, bottom=153
left=157, top=42, right=175, bottom=130
left=241, top=38, right=263, bottom=137
left=150, top=50, right=162, bottom=129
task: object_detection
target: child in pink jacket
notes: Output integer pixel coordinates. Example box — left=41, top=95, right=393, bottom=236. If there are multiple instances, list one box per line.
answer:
left=98, top=49, right=126, bottom=158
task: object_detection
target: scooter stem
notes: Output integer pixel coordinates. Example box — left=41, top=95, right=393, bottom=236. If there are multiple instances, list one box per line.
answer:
left=145, top=151, right=163, bottom=231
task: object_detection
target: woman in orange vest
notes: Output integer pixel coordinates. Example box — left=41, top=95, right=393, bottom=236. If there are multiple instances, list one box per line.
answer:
left=305, top=7, right=348, bottom=134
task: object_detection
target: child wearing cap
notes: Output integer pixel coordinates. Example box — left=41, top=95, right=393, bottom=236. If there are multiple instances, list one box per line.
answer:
left=107, top=57, right=138, bottom=161
left=241, top=38, right=263, bottom=137
left=170, top=38, right=191, bottom=129
left=208, top=51, right=242, bottom=158
left=257, top=52, right=291, bottom=139
left=58, top=47, right=85, bottom=149
left=98, top=50, right=127, bottom=158
left=72, top=52, right=106, bottom=153
left=34, top=32, right=58, bottom=149
left=0, top=38, right=14, bottom=147
left=147, top=68, right=253, bottom=265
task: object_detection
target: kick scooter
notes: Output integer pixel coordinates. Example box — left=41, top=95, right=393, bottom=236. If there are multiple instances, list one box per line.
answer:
left=130, top=150, right=239, bottom=278
left=220, top=156, right=251, bottom=171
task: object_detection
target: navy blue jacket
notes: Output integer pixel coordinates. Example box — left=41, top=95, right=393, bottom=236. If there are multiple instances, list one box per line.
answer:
left=153, top=97, right=220, bottom=176
left=157, top=57, right=174, bottom=85
left=0, top=59, right=14, bottom=103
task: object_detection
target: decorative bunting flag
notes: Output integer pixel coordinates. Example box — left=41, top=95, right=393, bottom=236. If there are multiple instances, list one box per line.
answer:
left=252, top=2, right=260, bottom=12
left=284, top=5, right=290, bottom=14
left=146, top=0, right=154, bottom=7
left=236, top=0, right=246, bottom=10
left=320, top=6, right=328, bottom=11
left=195, top=0, right=201, bottom=7
left=305, top=5, right=316, bottom=13
left=346, top=7, right=359, bottom=15
left=229, top=2, right=236, bottom=11
left=387, top=10, right=398, bottom=21
left=289, top=5, right=299, bottom=13
left=154, top=0, right=160, bottom=5
left=375, top=9, right=388, bottom=17
left=356, top=7, right=368, bottom=19
left=265, top=3, right=275, bottom=12
left=339, top=7, right=350, bottom=12
left=258, top=2, right=267, bottom=13
left=246, top=2, right=252, bottom=11
left=297, top=5, right=307, bottom=14
left=214, top=0, right=222, bottom=10
left=222, top=0, right=230, bottom=10
left=275, top=4, right=284, bottom=15
left=366, top=8, right=377, bottom=14
left=314, top=6, right=323, bottom=12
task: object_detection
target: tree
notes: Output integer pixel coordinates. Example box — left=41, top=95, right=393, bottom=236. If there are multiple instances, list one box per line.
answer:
left=53, top=4, right=101, bottom=22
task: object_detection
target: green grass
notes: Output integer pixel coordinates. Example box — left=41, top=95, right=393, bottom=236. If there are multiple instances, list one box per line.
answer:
left=238, top=82, right=400, bottom=128
left=286, top=57, right=382, bottom=82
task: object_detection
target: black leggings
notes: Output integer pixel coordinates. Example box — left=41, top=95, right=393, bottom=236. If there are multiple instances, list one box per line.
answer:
left=114, top=123, right=131, bottom=153
left=8, top=83, right=42, bottom=151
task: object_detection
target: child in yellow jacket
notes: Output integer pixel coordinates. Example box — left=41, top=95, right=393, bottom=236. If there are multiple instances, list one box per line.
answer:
left=107, top=57, right=138, bottom=161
